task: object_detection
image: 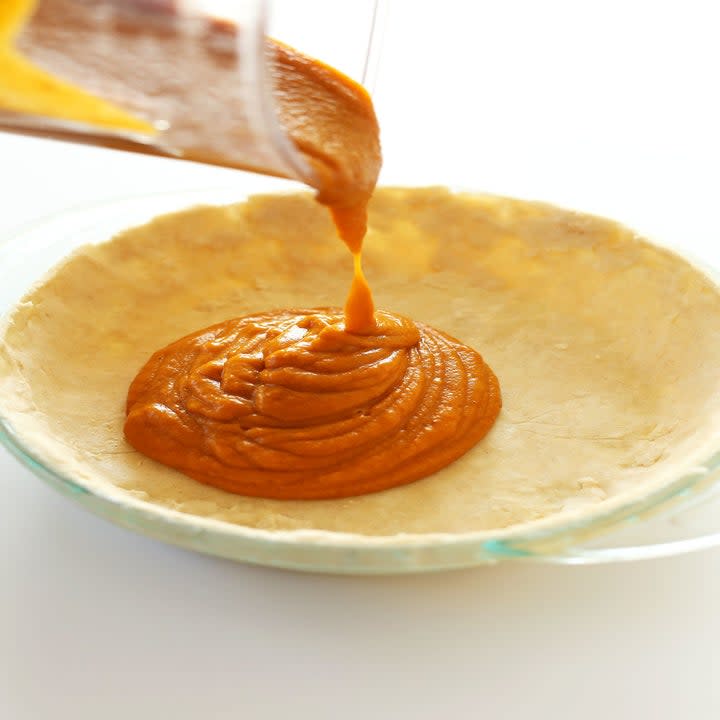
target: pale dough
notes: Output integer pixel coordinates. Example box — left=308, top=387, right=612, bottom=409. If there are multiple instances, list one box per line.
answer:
left=2, top=187, right=720, bottom=538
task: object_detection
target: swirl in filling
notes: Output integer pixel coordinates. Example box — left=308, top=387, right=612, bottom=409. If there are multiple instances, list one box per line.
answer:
left=124, top=308, right=501, bottom=499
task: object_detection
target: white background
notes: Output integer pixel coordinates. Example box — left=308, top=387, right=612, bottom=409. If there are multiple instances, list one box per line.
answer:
left=2, top=1, right=720, bottom=718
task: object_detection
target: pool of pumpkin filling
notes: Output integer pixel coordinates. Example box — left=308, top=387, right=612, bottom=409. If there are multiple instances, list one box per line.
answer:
left=2, top=186, right=720, bottom=539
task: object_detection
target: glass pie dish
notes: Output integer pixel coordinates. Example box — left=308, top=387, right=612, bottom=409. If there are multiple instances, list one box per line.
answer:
left=2, top=185, right=720, bottom=574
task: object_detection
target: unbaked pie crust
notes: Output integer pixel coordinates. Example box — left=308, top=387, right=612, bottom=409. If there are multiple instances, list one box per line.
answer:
left=2, top=188, right=720, bottom=538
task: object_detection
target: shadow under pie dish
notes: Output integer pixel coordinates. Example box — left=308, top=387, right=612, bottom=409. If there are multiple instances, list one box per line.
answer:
left=2, top=186, right=720, bottom=572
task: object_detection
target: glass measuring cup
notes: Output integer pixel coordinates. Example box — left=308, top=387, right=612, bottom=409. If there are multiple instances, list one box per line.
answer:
left=0, top=0, right=384, bottom=191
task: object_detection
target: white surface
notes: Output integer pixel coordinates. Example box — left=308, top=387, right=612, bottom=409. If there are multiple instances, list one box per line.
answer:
left=2, top=1, right=720, bottom=718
